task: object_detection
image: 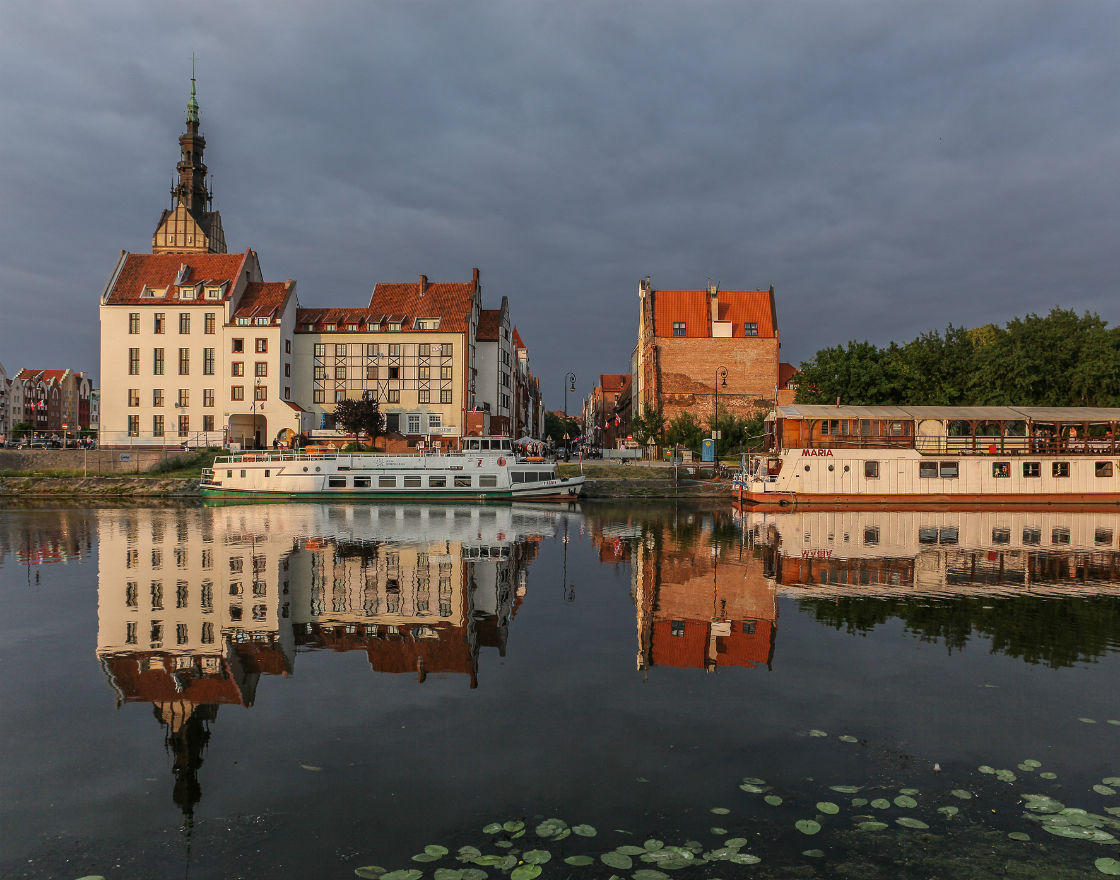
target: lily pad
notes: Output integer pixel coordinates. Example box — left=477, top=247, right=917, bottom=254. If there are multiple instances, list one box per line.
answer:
left=1096, top=858, right=1120, bottom=876
left=502, top=820, right=524, bottom=833
left=894, top=795, right=918, bottom=809
left=951, top=789, right=973, bottom=800
left=1109, top=720, right=1120, bottom=726
left=564, top=855, right=594, bottom=866
left=829, top=785, right=862, bottom=794
left=509, top=866, right=541, bottom=880
left=412, top=854, right=440, bottom=863
left=979, top=765, right=996, bottom=774
left=710, top=807, right=730, bottom=815
left=724, top=837, right=748, bottom=848
left=354, top=869, right=386, bottom=879
left=852, top=798, right=868, bottom=807
left=996, top=769, right=1018, bottom=783
left=457, top=846, right=481, bottom=860
left=870, top=799, right=891, bottom=810
left=1017, top=763, right=1035, bottom=772
left=808, top=729, right=828, bottom=737
left=742, top=776, right=766, bottom=785
left=1040, top=772, right=1059, bottom=780
left=493, top=841, right=513, bottom=849
left=764, top=795, right=783, bottom=807
left=900, top=788, right=920, bottom=796
left=859, top=821, right=888, bottom=831
left=459, top=870, right=488, bottom=880
left=522, top=850, right=551, bottom=865
left=896, top=817, right=930, bottom=829
left=1008, top=832, right=1031, bottom=841
left=729, top=853, right=761, bottom=864
left=1022, top=759, right=1042, bottom=768
left=795, top=819, right=821, bottom=835
left=425, top=845, right=450, bottom=857
left=433, top=871, right=463, bottom=880
left=710, top=827, right=727, bottom=835
left=482, top=823, right=502, bottom=835
left=739, top=783, right=767, bottom=794
left=601, top=852, right=632, bottom=870
left=644, top=839, right=664, bottom=851
left=938, top=806, right=959, bottom=818
left=616, top=845, right=646, bottom=855
left=535, top=818, right=567, bottom=838
left=571, top=824, right=597, bottom=837
left=1104, top=778, right=1120, bottom=786
left=839, top=735, right=858, bottom=743
left=1081, top=717, right=1098, bottom=724
left=382, top=872, right=423, bottom=880
left=817, top=801, right=840, bottom=815
left=802, top=848, right=825, bottom=857
left=1095, top=785, right=1118, bottom=796
left=633, top=871, right=671, bottom=880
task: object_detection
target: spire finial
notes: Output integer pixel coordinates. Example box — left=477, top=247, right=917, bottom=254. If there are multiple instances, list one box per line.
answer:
left=186, top=54, right=199, bottom=124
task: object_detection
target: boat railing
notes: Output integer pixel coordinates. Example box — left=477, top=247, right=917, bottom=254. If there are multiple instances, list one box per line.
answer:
left=210, top=448, right=527, bottom=466
left=914, top=436, right=1120, bottom=456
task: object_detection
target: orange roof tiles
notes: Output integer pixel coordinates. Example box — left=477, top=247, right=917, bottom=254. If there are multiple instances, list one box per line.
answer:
left=512, top=327, right=526, bottom=349
left=104, top=251, right=250, bottom=305
left=231, top=281, right=293, bottom=321
left=652, top=288, right=775, bottom=338
left=600, top=373, right=630, bottom=394
left=477, top=309, right=502, bottom=340
left=779, top=362, right=799, bottom=388
left=368, top=272, right=479, bottom=334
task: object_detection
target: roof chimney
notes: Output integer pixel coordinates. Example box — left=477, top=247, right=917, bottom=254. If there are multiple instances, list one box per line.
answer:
left=419, top=274, right=428, bottom=296
left=472, top=267, right=480, bottom=287
left=708, top=280, right=720, bottom=328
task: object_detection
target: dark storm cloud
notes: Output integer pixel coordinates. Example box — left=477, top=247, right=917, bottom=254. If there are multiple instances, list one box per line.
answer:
left=2, top=0, right=1119, bottom=401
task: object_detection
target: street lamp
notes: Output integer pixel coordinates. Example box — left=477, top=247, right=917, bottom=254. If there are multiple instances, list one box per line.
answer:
left=563, top=372, right=576, bottom=418
left=713, top=366, right=728, bottom=444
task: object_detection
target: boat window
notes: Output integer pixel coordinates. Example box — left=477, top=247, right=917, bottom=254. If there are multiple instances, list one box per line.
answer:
left=992, top=528, right=1011, bottom=545
left=227, top=470, right=232, bottom=478
left=1052, top=461, right=1070, bottom=478
left=511, top=472, right=525, bottom=483
left=1052, top=527, right=1071, bottom=545
left=1096, top=461, right=1114, bottom=477
left=939, top=461, right=959, bottom=478
left=404, top=476, right=421, bottom=488
left=454, top=475, right=471, bottom=487
left=1023, top=528, right=1041, bottom=545
left=264, top=470, right=270, bottom=478
left=864, top=460, right=879, bottom=478
left=327, top=476, right=346, bottom=488
left=354, top=476, right=371, bottom=488
left=1095, top=528, right=1113, bottom=546
left=939, top=528, right=958, bottom=544
left=378, top=476, right=396, bottom=488
left=502, top=440, right=511, bottom=450
left=479, top=475, right=498, bottom=488
left=537, top=472, right=552, bottom=482
left=863, top=526, right=879, bottom=545
left=992, top=462, right=1010, bottom=478
left=1023, top=462, right=1041, bottom=478
left=481, top=440, right=490, bottom=450
left=918, top=462, right=938, bottom=478
left=240, top=470, right=246, bottom=478
left=429, top=476, right=446, bottom=488
left=918, top=527, right=938, bottom=544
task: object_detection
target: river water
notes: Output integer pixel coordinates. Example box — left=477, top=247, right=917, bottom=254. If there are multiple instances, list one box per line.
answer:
left=0, top=501, right=1118, bottom=879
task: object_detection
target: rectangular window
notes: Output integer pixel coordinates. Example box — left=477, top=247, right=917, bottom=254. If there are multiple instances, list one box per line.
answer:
left=335, top=366, right=346, bottom=380
left=427, top=413, right=442, bottom=430
left=128, top=389, right=140, bottom=407
left=992, top=527, right=1011, bottom=545
left=992, top=461, right=1010, bottom=478
left=255, top=362, right=267, bottom=377
left=429, top=476, right=446, bottom=488
left=204, top=313, right=216, bottom=334
left=388, top=366, right=400, bottom=379
left=1096, top=461, right=1114, bottom=477
left=1053, top=527, right=1071, bottom=545
left=864, top=460, right=879, bottom=478
left=178, top=415, right=188, bottom=437
left=153, top=415, right=164, bottom=437
left=388, top=344, right=400, bottom=356
left=313, top=389, right=324, bottom=403
left=1095, top=528, right=1114, bottom=545
left=672, top=322, right=686, bottom=336
left=284, top=363, right=290, bottom=377
left=388, top=390, right=400, bottom=403
left=285, top=340, right=291, bottom=354
left=128, top=415, right=139, bottom=436
left=939, top=461, right=959, bottom=478
left=255, top=385, right=267, bottom=402
left=378, top=476, right=396, bottom=488
left=232, top=362, right=244, bottom=376
left=178, top=389, right=189, bottom=407
left=178, top=348, right=189, bottom=375
left=203, top=389, right=214, bottom=407
left=440, top=365, right=452, bottom=379
left=335, top=343, right=347, bottom=356
left=1023, top=462, right=1041, bottom=478
left=232, top=338, right=244, bottom=353
left=255, top=338, right=267, bottom=353
left=1052, top=461, right=1070, bottom=478
left=314, top=365, right=326, bottom=380
left=743, top=322, right=759, bottom=336
left=418, top=389, right=430, bottom=404
left=126, top=622, right=137, bottom=644
left=334, top=389, right=345, bottom=402
left=129, top=313, right=140, bottom=334
left=454, top=475, right=471, bottom=487
left=864, top=526, right=880, bottom=545
left=479, top=475, right=498, bottom=488
left=284, top=386, right=291, bottom=400
left=179, top=313, right=190, bottom=334
left=231, top=386, right=244, bottom=401
left=407, top=414, right=421, bottom=434
left=201, top=622, right=214, bottom=644
left=366, top=365, right=378, bottom=380
left=327, top=476, right=347, bottom=488
left=404, top=475, right=422, bottom=488
left=203, top=415, right=215, bottom=432
left=440, top=389, right=452, bottom=404
left=418, top=366, right=430, bottom=380
left=201, top=347, right=214, bottom=375
left=1023, top=528, right=1041, bottom=545
left=418, top=343, right=430, bottom=356
left=154, top=313, right=165, bottom=334
left=919, top=461, right=939, bottom=478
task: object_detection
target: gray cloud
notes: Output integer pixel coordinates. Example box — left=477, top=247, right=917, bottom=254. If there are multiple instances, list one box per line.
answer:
left=2, top=0, right=1119, bottom=402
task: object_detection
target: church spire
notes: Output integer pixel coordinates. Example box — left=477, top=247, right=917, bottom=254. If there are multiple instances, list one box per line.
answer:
left=173, top=61, right=209, bottom=216
left=186, top=56, right=199, bottom=125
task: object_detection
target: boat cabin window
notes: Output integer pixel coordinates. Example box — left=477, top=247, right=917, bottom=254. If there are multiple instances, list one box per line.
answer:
left=429, top=476, right=446, bottom=488
left=1095, top=528, right=1113, bottom=545
left=404, top=476, right=421, bottom=488
left=479, top=475, right=497, bottom=488
left=1023, top=528, right=1041, bottom=545
left=328, top=476, right=346, bottom=488
left=1052, top=461, right=1070, bottom=478
left=354, top=476, right=371, bottom=488
left=379, top=476, right=396, bottom=488
left=940, top=461, right=958, bottom=478
left=454, top=475, right=471, bottom=487
left=993, top=462, right=1010, bottom=478
left=511, top=472, right=525, bottom=483
left=864, top=460, right=879, bottom=479
left=863, top=526, right=879, bottom=545
left=1096, top=461, right=1114, bottom=477
left=918, top=462, right=938, bottom=478
left=992, top=528, right=1011, bottom=545
left=1053, top=527, right=1071, bottom=544
left=1023, top=462, right=1041, bottom=478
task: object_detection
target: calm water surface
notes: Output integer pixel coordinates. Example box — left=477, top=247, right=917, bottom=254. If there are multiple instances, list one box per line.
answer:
left=1, top=502, right=1119, bottom=879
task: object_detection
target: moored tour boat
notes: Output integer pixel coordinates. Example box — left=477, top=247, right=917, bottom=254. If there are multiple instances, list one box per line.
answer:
left=734, top=405, right=1120, bottom=507
left=201, top=436, right=585, bottom=501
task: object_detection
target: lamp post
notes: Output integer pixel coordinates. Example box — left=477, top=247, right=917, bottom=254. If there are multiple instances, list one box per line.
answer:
left=563, top=372, right=576, bottom=418
left=713, top=366, right=727, bottom=445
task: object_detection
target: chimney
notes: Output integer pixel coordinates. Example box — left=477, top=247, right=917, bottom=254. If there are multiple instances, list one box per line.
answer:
left=472, top=267, right=480, bottom=288
left=419, top=274, right=428, bottom=296
left=708, top=281, right=720, bottom=328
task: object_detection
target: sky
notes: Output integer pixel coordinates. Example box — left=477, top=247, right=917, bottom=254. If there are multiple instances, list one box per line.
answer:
left=2, top=0, right=1119, bottom=406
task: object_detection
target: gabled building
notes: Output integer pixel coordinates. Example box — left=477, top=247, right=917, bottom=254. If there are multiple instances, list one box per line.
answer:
left=7, top=368, right=94, bottom=436
left=474, top=297, right=514, bottom=435
left=633, top=278, right=796, bottom=430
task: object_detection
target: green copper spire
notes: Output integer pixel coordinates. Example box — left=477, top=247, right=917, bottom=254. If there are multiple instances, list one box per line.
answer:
left=186, top=55, right=199, bottom=124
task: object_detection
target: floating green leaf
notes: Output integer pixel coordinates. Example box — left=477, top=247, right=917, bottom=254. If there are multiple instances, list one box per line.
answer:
left=563, top=855, right=594, bottom=866
left=951, top=789, right=972, bottom=800
left=870, top=799, right=891, bottom=810
left=1008, top=832, right=1031, bottom=842
left=764, top=795, right=783, bottom=807
left=996, top=769, right=1018, bottom=783
left=809, top=729, right=828, bottom=738
left=601, top=851, right=632, bottom=870
left=616, top=845, right=646, bottom=856
left=502, top=820, right=524, bottom=833
left=894, top=795, right=917, bottom=809
left=979, top=765, right=996, bottom=774
left=802, top=848, right=825, bottom=857
left=1106, top=807, right=1120, bottom=818
left=839, top=735, right=858, bottom=743
left=534, top=818, right=567, bottom=838
left=644, top=838, right=664, bottom=851
left=632, top=871, right=671, bottom=880
left=1104, top=777, right=1120, bottom=786
left=493, top=841, right=513, bottom=849
left=900, top=788, right=919, bottom=796
left=795, top=819, right=821, bottom=835
left=739, top=783, right=767, bottom=794
left=742, top=776, right=766, bottom=785
left=381, top=872, right=423, bottom=880
left=1017, top=763, right=1035, bottom=772
left=457, top=846, right=481, bottom=861
left=433, top=870, right=463, bottom=880
left=729, top=852, right=761, bottom=864
left=724, top=837, right=748, bottom=848
left=425, top=845, right=449, bottom=857
left=1109, top=720, right=1120, bottom=727
left=710, top=807, right=730, bottom=815
left=852, top=798, right=868, bottom=807
left=523, top=850, right=551, bottom=865
left=817, top=801, right=840, bottom=815
left=859, top=821, right=888, bottom=831
left=459, top=870, right=487, bottom=880
left=829, top=785, right=861, bottom=794
left=710, top=827, right=727, bottom=835
left=301, top=764, right=323, bottom=772
left=571, top=824, right=597, bottom=837
left=1095, top=785, right=1118, bottom=796
left=1040, top=772, right=1058, bottom=780
left=1081, top=718, right=1098, bottom=724
left=412, top=853, right=440, bottom=863
left=482, top=823, right=502, bottom=835
left=472, top=855, right=507, bottom=867
left=938, top=806, right=959, bottom=818
left=1096, top=858, right=1120, bottom=876
left=1023, top=759, right=1042, bottom=768
left=896, top=817, right=929, bottom=829
left=510, top=866, right=541, bottom=880
left=354, top=870, right=385, bottom=879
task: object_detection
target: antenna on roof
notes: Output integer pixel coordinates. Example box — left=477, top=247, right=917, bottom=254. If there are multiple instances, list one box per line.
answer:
left=705, top=275, right=719, bottom=294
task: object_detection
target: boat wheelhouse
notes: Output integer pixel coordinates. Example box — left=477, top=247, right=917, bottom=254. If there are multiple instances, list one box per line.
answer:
left=734, top=405, right=1120, bottom=507
left=200, top=436, right=584, bottom=501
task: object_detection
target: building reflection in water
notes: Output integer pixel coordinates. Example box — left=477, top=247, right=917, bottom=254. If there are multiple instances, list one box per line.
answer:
left=591, top=510, right=778, bottom=673
left=95, top=504, right=563, bottom=822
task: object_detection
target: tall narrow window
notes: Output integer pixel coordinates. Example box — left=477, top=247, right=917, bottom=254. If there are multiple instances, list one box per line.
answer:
left=127, top=415, right=139, bottom=436
left=178, top=415, right=189, bottom=437
left=178, top=389, right=189, bottom=407
left=203, top=348, right=215, bottom=375
left=128, top=313, right=140, bottom=334
left=178, top=348, right=189, bottom=375
left=203, top=389, right=214, bottom=407
left=153, top=388, right=164, bottom=407
left=128, top=389, right=140, bottom=407
left=154, top=313, right=165, bottom=334
left=128, top=348, right=140, bottom=375
left=153, top=348, right=164, bottom=375
left=179, top=313, right=190, bottom=334
left=153, top=415, right=164, bottom=437
left=204, top=313, right=216, bottom=334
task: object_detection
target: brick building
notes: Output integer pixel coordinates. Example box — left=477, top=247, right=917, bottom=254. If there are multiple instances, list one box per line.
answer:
left=632, top=278, right=796, bottom=431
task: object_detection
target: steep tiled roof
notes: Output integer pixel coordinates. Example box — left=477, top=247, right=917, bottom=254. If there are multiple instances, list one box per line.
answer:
left=600, top=373, right=630, bottom=394
left=368, top=272, right=479, bottom=334
left=104, top=251, right=249, bottom=305
left=653, top=289, right=775, bottom=338
left=477, top=309, right=502, bottom=341
left=512, top=327, right=526, bottom=350
left=231, top=281, right=293, bottom=321
left=778, top=362, right=799, bottom=388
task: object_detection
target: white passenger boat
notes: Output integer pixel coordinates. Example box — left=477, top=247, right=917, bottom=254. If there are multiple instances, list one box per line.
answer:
left=200, top=436, right=585, bottom=501
left=734, top=405, right=1120, bottom=507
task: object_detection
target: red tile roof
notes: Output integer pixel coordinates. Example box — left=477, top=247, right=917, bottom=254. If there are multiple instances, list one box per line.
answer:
left=653, top=289, right=775, bottom=338
left=512, top=327, right=526, bottom=350
left=779, top=362, right=799, bottom=388
left=368, top=272, right=479, bottom=334
left=101, top=652, right=246, bottom=705
left=600, top=373, right=630, bottom=394
left=104, top=251, right=250, bottom=305
left=477, top=309, right=502, bottom=341
left=231, top=281, right=293, bottom=321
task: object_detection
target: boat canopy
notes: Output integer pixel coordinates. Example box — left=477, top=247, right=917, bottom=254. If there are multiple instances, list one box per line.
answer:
left=775, top=405, right=1120, bottom=423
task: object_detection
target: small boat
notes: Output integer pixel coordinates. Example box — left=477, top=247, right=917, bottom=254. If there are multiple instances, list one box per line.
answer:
left=201, top=436, right=585, bottom=501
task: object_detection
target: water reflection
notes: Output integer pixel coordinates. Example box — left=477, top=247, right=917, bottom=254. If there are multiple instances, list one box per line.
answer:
left=95, top=503, right=566, bottom=820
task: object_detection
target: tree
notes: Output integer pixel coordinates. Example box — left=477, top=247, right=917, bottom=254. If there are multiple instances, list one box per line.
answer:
left=630, top=404, right=664, bottom=446
left=11, top=422, right=31, bottom=439
left=544, top=411, right=580, bottom=445
left=332, top=396, right=385, bottom=448
left=665, top=411, right=704, bottom=452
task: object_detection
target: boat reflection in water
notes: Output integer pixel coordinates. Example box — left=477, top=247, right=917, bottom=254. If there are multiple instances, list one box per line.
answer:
left=95, top=503, right=568, bottom=820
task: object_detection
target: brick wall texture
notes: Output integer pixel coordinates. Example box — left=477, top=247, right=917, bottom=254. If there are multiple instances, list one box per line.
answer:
left=653, top=337, right=779, bottom=426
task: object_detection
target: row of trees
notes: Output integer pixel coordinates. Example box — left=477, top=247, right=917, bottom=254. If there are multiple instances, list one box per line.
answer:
left=795, top=308, right=1120, bottom=406
left=633, top=405, right=768, bottom=458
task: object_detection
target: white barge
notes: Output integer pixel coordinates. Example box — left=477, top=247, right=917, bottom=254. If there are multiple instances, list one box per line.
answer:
left=201, top=436, right=585, bottom=502
left=734, top=405, right=1120, bottom=507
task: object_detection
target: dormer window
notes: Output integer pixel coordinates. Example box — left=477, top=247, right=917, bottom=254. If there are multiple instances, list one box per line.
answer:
left=347, top=324, right=358, bottom=331
left=255, top=317, right=269, bottom=325
left=206, top=288, right=221, bottom=300
left=178, top=286, right=198, bottom=300
left=388, top=322, right=402, bottom=332
left=367, top=324, right=380, bottom=332
left=743, top=322, right=759, bottom=337
left=324, top=323, right=336, bottom=332
left=303, top=323, right=314, bottom=331
left=236, top=317, right=250, bottom=326
left=415, top=318, right=441, bottom=330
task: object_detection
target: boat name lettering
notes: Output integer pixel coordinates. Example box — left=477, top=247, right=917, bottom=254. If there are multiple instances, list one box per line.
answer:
left=801, top=449, right=834, bottom=457
left=801, top=549, right=833, bottom=559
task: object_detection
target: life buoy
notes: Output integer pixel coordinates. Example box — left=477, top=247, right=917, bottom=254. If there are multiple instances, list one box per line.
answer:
left=497, top=457, right=507, bottom=466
